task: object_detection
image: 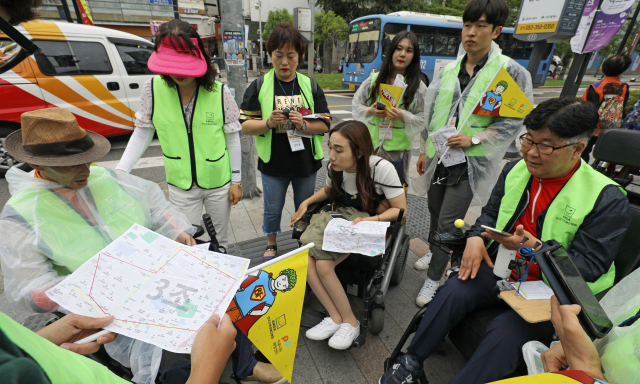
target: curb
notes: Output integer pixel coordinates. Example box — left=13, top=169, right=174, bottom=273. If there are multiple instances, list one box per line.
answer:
left=324, top=90, right=355, bottom=94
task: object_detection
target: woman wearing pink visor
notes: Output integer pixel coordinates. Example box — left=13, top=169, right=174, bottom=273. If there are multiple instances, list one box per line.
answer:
left=117, top=20, right=242, bottom=250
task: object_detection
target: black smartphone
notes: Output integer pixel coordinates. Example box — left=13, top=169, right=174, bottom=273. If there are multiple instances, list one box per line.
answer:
left=330, top=214, right=347, bottom=220
left=375, top=102, right=386, bottom=110
left=282, top=108, right=290, bottom=118
left=548, top=246, right=613, bottom=338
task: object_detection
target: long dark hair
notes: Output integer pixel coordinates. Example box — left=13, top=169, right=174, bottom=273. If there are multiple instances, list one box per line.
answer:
left=368, top=31, right=421, bottom=108
left=328, top=121, right=379, bottom=215
left=154, top=19, right=216, bottom=91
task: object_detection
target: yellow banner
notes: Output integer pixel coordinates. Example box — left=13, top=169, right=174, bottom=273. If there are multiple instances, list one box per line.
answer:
left=516, top=21, right=558, bottom=34
left=472, top=67, right=533, bottom=118
left=489, top=370, right=605, bottom=383
left=227, top=249, right=309, bottom=382
left=378, top=83, right=404, bottom=109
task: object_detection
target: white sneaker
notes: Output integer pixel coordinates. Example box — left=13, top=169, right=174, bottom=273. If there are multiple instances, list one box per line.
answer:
left=414, top=252, right=432, bottom=270
left=305, top=317, right=341, bottom=340
left=328, top=322, right=360, bottom=350
left=416, top=278, right=439, bottom=307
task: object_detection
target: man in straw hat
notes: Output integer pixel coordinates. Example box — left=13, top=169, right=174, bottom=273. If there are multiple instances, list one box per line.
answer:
left=0, top=108, right=283, bottom=384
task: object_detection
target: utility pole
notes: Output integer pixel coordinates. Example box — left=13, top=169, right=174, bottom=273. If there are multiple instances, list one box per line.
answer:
left=220, top=0, right=260, bottom=198
left=60, top=0, right=73, bottom=23
left=308, top=0, right=315, bottom=79
left=255, top=1, right=263, bottom=72
left=70, top=0, right=83, bottom=23
left=173, top=0, right=180, bottom=20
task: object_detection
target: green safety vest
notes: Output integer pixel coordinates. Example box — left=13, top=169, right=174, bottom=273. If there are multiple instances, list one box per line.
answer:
left=494, top=159, right=621, bottom=294
left=152, top=77, right=231, bottom=190
left=255, top=69, right=324, bottom=163
left=366, top=72, right=414, bottom=152
left=7, top=167, right=150, bottom=275
left=0, top=313, right=128, bottom=383
left=426, top=54, right=510, bottom=158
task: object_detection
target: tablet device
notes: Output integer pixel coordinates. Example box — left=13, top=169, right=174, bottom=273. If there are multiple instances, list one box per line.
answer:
left=534, top=243, right=612, bottom=339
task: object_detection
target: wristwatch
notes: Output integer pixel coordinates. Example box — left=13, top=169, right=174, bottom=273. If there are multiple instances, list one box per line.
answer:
left=299, top=122, right=308, bottom=131
left=471, top=135, right=481, bottom=146
left=232, top=182, right=242, bottom=187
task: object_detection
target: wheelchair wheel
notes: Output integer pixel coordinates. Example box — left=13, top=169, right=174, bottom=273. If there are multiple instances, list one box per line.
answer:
left=390, top=234, right=410, bottom=286
left=369, top=307, right=385, bottom=335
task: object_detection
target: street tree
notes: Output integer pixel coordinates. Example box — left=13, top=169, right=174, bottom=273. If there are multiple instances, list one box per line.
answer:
left=262, top=9, right=294, bottom=41
left=315, top=10, right=348, bottom=73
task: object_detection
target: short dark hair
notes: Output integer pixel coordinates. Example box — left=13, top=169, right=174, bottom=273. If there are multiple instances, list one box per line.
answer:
left=265, top=23, right=307, bottom=67
left=463, top=0, right=509, bottom=29
left=602, top=54, right=632, bottom=77
left=0, top=0, right=42, bottom=25
left=154, top=19, right=216, bottom=92
left=524, top=97, right=599, bottom=142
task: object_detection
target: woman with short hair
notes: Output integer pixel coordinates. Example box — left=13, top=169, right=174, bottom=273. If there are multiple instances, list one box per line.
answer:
left=241, top=23, right=331, bottom=261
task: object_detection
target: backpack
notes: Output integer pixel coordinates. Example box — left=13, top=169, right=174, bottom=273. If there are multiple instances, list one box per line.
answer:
left=597, top=84, right=627, bottom=131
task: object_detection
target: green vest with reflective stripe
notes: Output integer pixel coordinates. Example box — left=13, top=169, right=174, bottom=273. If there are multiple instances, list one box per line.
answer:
left=494, top=159, right=621, bottom=294
left=0, top=313, right=129, bottom=384
left=7, top=167, right=150, bottom=275
left=255, top=70, right=324, bottom=162
left=152, top=77, right=230, bottom=190
left=366, top=72, right=413, bottom=151
left=426, top=54, right=510, bottom=158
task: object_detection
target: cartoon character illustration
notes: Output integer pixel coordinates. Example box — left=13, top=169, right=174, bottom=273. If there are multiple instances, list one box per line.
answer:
left=477, top=80, right=508, bottom=116
left=227, top=268, right=297, bottom=334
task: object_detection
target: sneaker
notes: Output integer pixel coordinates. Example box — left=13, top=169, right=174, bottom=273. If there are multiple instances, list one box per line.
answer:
left=414, top=251, right=432, bottom=270
left=240, top=361, right=286, bottom=384
left=305, top=317, right=341, bottom=340
left=416, top=278, right=439, bottom=307
left=328, top=322, right=360, bottom=350
left=379, top=354, right=423, bottom=384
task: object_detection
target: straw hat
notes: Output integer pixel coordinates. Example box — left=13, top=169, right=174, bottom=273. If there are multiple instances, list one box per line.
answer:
left=4, top=108, right=111, bottom=167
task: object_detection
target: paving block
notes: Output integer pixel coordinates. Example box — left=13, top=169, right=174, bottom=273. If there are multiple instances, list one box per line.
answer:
left=350, top=330, right=391, bottom=384
left=409, top=238, right=430, bottom=258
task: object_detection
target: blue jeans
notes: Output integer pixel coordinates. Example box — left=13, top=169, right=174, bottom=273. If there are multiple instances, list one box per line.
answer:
left=261, top=172, right=317, bottom=235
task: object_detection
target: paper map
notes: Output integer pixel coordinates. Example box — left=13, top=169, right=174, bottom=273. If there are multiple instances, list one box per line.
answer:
left=322, top=218, right=390, bottom=256
left=430, top=125, right=466, bottom=167
left=46, top=224, right=249, bottom=353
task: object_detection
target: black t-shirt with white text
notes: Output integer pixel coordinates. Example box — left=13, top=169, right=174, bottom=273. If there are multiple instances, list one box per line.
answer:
left=240, top=75, right=331, bottom=178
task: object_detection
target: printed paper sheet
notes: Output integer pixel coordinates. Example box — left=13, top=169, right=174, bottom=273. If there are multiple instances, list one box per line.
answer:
left=46, top=224, right=249, bottom=353
left=430, top=125, right=466, bottom=167
left=322, top=218, right=390, bottom=256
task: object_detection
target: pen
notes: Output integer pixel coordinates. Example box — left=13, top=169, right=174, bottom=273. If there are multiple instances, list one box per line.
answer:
left=74, top=329, right=113, bottom=345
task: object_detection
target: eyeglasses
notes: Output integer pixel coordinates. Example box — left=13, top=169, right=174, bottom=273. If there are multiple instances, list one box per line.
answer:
left=518, top=134, right=579, bottom=155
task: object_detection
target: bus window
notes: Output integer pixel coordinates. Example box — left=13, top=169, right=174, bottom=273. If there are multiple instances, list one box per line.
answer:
left=347, top=19, right=381, bottom=63
left=382, top=23, right=407, bottom=57
left=434, top=28, right=459, bottom=57
left=410, top=25, right=436, bottom=56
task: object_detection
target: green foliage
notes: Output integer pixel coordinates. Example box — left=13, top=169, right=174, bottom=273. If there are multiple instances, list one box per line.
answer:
left=626, top=90, right=640, bottom=114
left=543, top=79, right=594, bottom=86
left=314, top=73, right=343, bottom=89
left=314, top=10, right=348, bottom=48
left=554, top=40, right=574, bottom=65
left=262, top=9, right=294, bottom=41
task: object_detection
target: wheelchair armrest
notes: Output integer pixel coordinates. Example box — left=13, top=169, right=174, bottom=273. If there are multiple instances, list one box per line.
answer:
left=306, top=201, right=327, bottom=215
left=192, top=224, right=205, bottom=239
left=292, top=200, right=329, bottom=240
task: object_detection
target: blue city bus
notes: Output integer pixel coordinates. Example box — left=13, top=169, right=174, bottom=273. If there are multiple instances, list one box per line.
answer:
left=342, top=12, right=554, bottom=90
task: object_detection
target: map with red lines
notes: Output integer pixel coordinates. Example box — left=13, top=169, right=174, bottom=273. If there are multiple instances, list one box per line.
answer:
left=46, top=224, right=249, bottom=353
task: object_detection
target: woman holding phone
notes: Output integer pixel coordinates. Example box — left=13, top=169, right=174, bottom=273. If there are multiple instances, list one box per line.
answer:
left=351, top=30, right=427, bottom=182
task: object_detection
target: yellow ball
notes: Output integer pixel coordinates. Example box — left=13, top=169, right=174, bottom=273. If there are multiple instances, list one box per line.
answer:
left=454, top=219, right=465, bottom=229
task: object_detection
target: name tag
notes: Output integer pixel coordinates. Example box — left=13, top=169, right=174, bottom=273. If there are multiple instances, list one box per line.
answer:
left=379, top=119, right=393, bottom=141
left=287, top=130, right=305, bottom=152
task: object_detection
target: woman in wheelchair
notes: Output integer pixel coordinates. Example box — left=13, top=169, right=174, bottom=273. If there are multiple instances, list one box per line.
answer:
left=290, top=121, right=407, bottom=350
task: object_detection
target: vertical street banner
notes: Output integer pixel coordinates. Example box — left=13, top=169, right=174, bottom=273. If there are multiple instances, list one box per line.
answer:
left=572, top=0, right=635, bottom=53
left=227, top=248, right=309, bottom=382
left=77, top=0, right=94, bottom=25
left=472, top=67, right=533, bottom=118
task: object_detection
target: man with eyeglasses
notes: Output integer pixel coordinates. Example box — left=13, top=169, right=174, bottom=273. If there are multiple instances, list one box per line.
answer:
left=379, top=98, right=630, bottom=384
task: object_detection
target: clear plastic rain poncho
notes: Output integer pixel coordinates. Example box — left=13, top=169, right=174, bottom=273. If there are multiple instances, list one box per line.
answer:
left=352, top=72, right=427, bottom=179
left=0, top=165, right=194, bottom=384
left=523, top=266, right=640, bottom=384
left=413, top=41, right=533, bottom=206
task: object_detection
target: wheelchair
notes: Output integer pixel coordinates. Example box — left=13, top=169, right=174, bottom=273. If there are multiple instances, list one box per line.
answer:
left=383, top=129, right=640, bottom=383
left=292, top=200, right=410, bottom=347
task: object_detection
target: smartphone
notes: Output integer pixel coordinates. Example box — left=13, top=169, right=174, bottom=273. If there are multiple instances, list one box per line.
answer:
left=480, top=225, right=513, bottom=237
left=548, top=247, right=613, bottom=338
left=375, top=102, right=386, bottom=110
left=330, top=214, right=347, bottom=220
